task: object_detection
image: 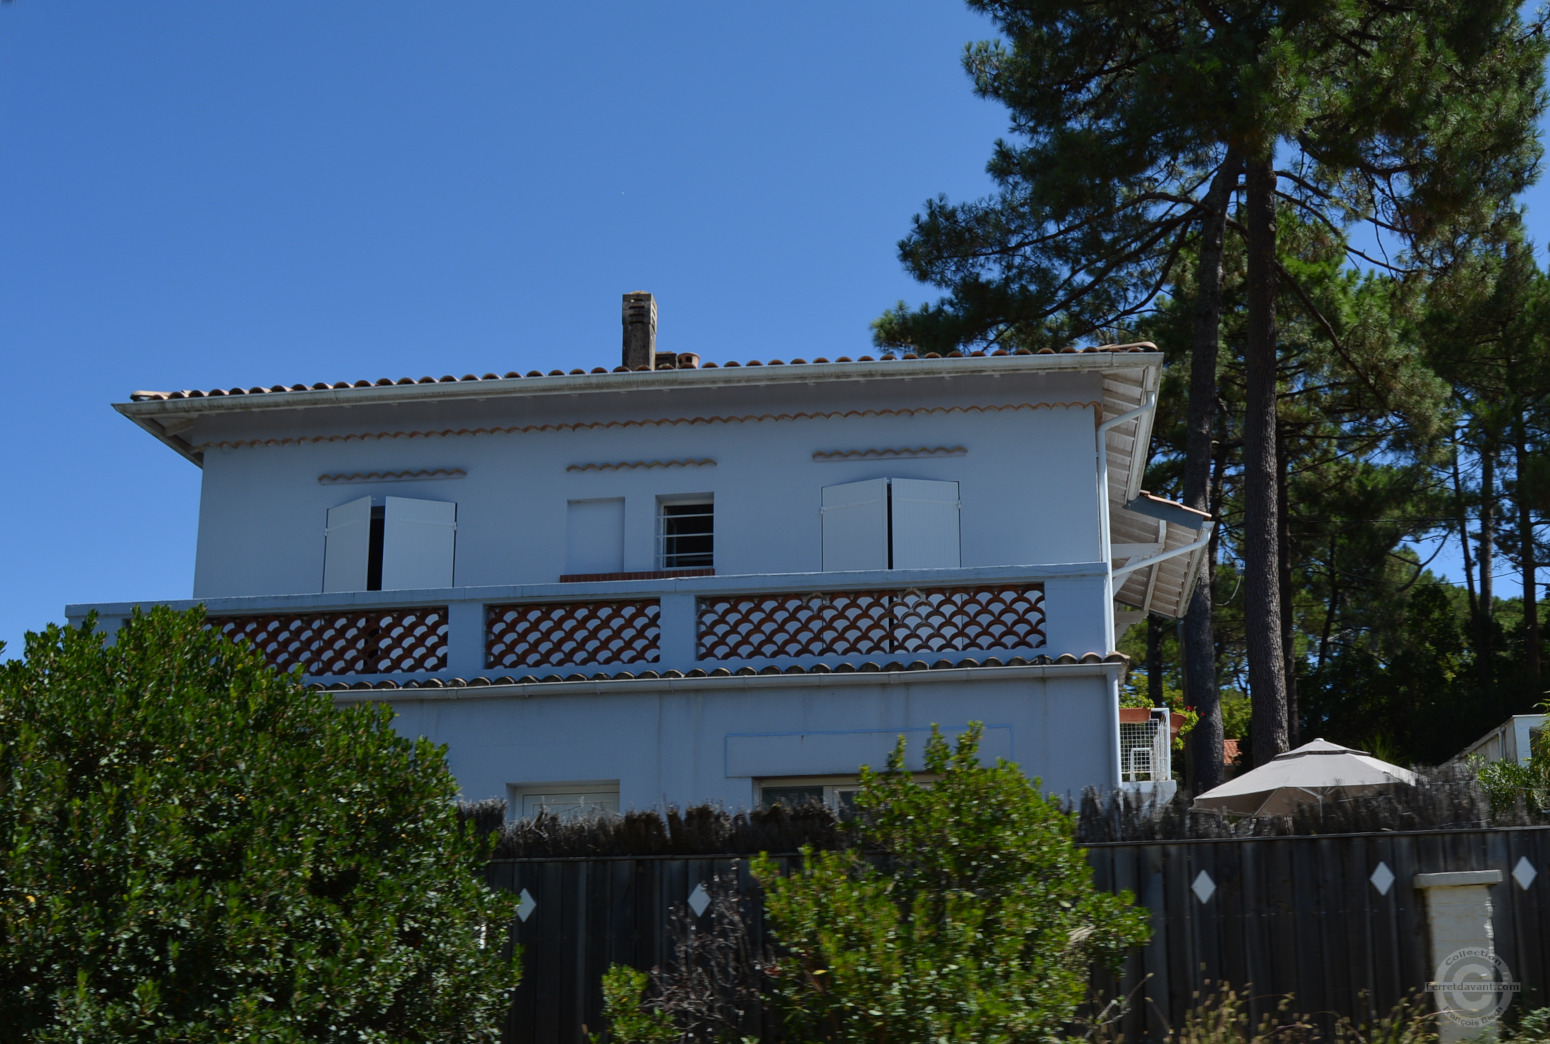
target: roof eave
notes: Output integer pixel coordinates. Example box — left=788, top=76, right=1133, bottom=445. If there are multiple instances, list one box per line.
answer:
left=116, top=349, right=1164, bottom=473
left=117, top=350, right=1162, bottom=417
left=113, top=402, right=205, bottom=466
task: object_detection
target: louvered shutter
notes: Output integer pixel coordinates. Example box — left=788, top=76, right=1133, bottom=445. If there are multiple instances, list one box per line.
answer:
left=821, top=478, right=889, bottom=571
left=566, top=498, right=625, bottom=575
left=890, top=478, right=960, bottom=569
left=381, top=497, right=457, bottom=590
left=322, top=496, right=373, bottom=593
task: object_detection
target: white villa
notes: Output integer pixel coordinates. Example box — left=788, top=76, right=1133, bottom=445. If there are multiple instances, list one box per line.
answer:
left=69, top=293, right=1209, bottom=813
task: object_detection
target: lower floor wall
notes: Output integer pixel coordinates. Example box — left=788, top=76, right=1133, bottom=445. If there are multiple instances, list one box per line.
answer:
left=364, top=663, right=1123, bottom=810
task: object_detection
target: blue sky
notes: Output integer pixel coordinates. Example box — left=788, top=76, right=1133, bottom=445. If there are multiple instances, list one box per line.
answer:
left=1, top=2, right=1547, bottom=655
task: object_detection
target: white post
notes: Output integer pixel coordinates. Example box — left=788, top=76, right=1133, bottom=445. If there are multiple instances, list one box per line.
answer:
left=444, top=600, right=486, bottom=678
left=657, top=592, right=697, bottom=667
left=1414, top=870, right=1512, bottom=1043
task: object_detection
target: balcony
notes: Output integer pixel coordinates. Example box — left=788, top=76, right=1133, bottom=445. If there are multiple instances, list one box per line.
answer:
left=67, top=563, right=1112, bottom=684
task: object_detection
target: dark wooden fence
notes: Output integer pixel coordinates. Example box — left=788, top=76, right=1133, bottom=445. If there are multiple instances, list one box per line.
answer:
left=1086, top=826, right=1550, bottom=1041
left=487, top=827, right=1550, bottom=1044
left=485, top=854, right=795, bottom=1044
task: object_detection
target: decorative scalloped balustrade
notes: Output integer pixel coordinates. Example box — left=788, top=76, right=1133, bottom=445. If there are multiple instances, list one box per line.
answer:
left=695, top=583, right=1046, bottom=661
left=211, top=607, right=448, bottom=675
left=486, top=599, right=661, bottom=669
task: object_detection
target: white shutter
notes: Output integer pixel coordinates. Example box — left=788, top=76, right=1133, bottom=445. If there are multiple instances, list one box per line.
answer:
left=322, top=496, right=373, bottom=593
left=890, top=479, right=960, bottom=569
left=381, top=496, right=457, bottom=590
left=821, top=478, right=889, bottom=571
left=566, top=498, right=625, bottom=575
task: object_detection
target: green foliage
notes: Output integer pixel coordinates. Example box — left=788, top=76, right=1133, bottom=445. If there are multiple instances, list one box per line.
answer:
left=1475, top=698, right=1550, bottom=816
left=753, top=724, right=1149, bottom=1043
left=594, top=874, right=763, bottom=1044
left=1500, top=1006, right=1550, bottom=1044
left=0, top=607, right=518, bottom=1043
left=1220, top=694, right=1251, bottom=743
left=876, top=0, right=1546, bottom=354
left=595, top=966, right=679, bottom=1044
left=1163, top=983, right=1436, bottom=1044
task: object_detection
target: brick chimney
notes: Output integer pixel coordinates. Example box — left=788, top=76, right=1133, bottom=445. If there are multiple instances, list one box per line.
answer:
left=622, top=292, right=656, bottom=370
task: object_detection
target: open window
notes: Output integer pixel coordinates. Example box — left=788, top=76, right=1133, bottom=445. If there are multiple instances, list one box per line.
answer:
left=323, top=496, right=457, bottom=592
left=821, top=478, right=959, bottom=571
left=659, top=496, right=713, bottom=569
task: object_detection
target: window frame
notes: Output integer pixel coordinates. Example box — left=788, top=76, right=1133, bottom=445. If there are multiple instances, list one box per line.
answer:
left=507, top=780, right=621, bottom=822
left=757, top=776, right=862, bottom=812
left=658, top=495, right=714, bottom=570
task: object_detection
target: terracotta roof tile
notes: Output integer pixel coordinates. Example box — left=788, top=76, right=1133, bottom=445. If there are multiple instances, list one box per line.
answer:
left=309, top=650, right=1129, bottom=693
left=127, top=344, right=1157, bottom=403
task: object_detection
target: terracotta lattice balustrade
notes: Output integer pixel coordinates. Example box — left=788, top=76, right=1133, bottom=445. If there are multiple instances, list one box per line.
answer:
left=695, top=583, right=1047, bottom=660
left=211, top=608, right=449, bottom=675
left=486, top=599, right=662, bottom=669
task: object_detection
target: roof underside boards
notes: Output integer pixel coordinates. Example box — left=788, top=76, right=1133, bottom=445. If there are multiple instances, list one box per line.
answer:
left=1099, top=366, right=1156, bottom=507
left=1109, top=493, right=1212, bottom=619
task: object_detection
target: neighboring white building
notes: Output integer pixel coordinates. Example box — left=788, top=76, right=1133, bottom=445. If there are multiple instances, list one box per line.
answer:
left=1458, top=715, right=1545, bottom=767
left=68, top=294, right=1210, bottom=812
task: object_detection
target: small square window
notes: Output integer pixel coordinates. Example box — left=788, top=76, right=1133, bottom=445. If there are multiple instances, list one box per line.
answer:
left=660, top=498, right=713, bottom=569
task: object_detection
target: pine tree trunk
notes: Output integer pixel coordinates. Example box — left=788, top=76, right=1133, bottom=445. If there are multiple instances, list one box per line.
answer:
left=1277, top=427, right=1298, bottom=747
left=1479, top=440, right=1497, bottom=688
left=1516, top=414, right=1540, bottom=682
left=1453, top=438, right=1480, bottom=625
left=1243, top=154, right=1289, bottom=768
left=1183, top=152, right=1238, bottom=793
left=1147, top=615, right=1164, bottom=707
left=1318, top=534, right=1339, bottom=667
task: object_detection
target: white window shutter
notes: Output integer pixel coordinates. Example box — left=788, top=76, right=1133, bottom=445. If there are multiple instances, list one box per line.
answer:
left=821, top=478, right=889, bottom=571
left=566, top=499, right=625, bottom=575
left=381, top=497, right=457, bottom=590
left=890, top=478, right=960, bottom=569
left=322, top=496, right=373, bottom=593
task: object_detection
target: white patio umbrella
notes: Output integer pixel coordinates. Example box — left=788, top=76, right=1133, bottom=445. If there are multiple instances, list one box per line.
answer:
left=1192, top=738, right=1418, bottom=816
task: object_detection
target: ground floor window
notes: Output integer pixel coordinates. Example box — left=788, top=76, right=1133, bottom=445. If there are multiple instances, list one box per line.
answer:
left=508, top=781, right=620, bottom=821
left=758, top=777, right=862, bottom=813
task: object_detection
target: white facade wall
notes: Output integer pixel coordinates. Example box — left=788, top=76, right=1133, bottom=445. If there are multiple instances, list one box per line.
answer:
left=368, top=665, right=1121, bottom=807
left=188, top=371, right=1106, bottom=602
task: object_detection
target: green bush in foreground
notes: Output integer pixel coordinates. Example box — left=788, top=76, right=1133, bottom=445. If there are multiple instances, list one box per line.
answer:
left=753, top=724, right=1149, bottom=1044
left=0, top=607, right=518, bottom=1043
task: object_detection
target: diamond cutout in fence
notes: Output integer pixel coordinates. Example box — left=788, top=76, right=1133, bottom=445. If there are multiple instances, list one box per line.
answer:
left=516, top=888, right=537, bottom=923
left=1514, top=856, right=1538, bottom=891
left=1371, top=862, right=1395, bottom=896
left=1192, top=870, right=1216, bottom=904
left=688, top=882, right=711, bottom=917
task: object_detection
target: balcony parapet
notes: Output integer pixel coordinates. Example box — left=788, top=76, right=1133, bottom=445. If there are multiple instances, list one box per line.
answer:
left=67, top=563, right=1110, bottom=683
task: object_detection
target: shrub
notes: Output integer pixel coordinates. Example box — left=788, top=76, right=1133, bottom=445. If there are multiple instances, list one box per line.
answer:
left=0, top=607, right=519, bottom=1042
left=753, top=723, right=1149, bottom=1044
left=593, top=873, right=764, bottom=1044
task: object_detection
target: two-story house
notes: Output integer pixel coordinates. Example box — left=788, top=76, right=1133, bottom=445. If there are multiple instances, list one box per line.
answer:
left=69, top=293, right=1209, bottom=812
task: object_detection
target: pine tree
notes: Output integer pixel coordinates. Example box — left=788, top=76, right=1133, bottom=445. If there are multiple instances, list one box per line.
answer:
left=880, top=0, right=1545, bottom=769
